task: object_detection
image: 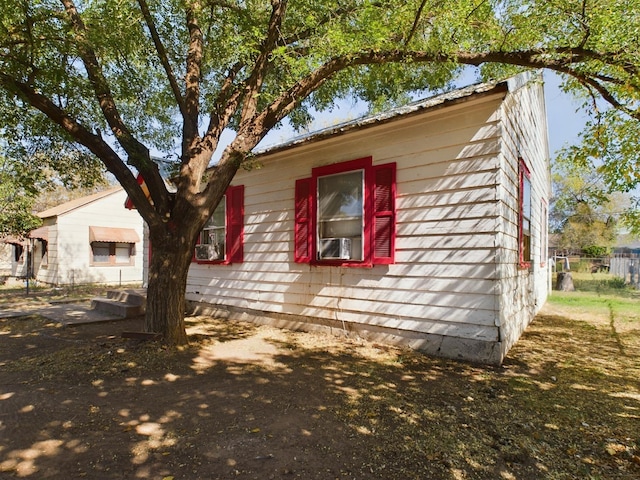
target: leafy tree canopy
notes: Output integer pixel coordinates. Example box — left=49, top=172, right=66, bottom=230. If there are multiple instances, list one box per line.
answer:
left=0, top=156, right=41, bottom=237
left=1, top=0, right=639, bottom=343
left=556, top=106, right=640, bottom=234
left=551, top=158, right=634, bottom=253
left=0, top=139, right=109, bottom=238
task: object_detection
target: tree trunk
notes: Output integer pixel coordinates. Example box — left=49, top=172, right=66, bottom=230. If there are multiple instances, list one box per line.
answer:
left=144, top=236, right=194, bottom=345
left=555, top=272, right=575, bottom=292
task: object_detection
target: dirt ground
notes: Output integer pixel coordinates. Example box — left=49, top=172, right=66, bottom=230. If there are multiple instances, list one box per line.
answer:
left=1, top=288, right=639, bottom=480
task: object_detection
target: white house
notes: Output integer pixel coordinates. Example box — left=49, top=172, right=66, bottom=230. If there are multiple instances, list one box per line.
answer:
left=178, top=73, right=550, bottom=364
left=1, top=226, right=49, bottom=281
left=15, top=187, right=145, bottom=286
left=0, top=243, right=12, bottom=279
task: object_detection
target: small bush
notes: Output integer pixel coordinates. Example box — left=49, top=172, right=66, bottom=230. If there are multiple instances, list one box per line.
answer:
left=569, top=273, right=634, bottom=297
left=607, top=276, right=627, bottom=289
left=582, top=245, right=611, bottom=257
left=570, top=260, right=592, bottom=273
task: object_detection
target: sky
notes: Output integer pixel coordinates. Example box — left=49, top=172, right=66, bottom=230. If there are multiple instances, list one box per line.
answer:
left=542, top=72, right=589, bottom=157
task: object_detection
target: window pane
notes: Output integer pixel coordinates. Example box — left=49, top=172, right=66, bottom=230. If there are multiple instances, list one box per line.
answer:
left=317, top=170, right=363, bottom=260
left=523, top=175, right=531, bottom=230
left=206, top=197, right=226, bottom=230
left=92, top=242, right=110, bottom=263
left=115, top=243, right=131, bottom=263
left=521, top=171, right=532, bottom=263
left=199, top=196, right=226, bottom=260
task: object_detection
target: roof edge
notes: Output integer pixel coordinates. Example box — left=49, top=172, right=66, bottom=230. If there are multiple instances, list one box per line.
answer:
left=37, top=186, right=123, bottom=219
left=253, top=75, right=527, bottom=158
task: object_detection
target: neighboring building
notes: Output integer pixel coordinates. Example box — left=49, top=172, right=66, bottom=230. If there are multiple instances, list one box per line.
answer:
left=0, top=243, right=11, bottom=279
left=614, top=236, right=640, bottom=256
left=9, top=187, right=145, bottom=286
left=1, top=227, right=48, bottom=280
left=180, top=72, right=551, bottom=365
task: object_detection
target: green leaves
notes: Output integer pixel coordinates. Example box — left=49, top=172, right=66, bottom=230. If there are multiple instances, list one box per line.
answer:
left=0, top=0, right=639, bottom=229
left=552, top=142, right=638, bottom=251
left=0, top=156, right=42, bottom=238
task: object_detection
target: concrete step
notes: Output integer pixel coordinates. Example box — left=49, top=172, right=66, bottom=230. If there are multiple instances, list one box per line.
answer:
left=91, top=288, right=146, bottom=318
left=105, top=289, right=147, bottom=307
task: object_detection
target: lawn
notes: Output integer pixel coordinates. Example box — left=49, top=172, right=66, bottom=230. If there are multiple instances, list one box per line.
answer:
left=548, top=271, right=640, bottom=327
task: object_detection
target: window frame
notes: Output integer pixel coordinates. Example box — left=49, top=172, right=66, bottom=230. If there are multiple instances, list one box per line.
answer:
left=14, top=244, right=24, bottom=263
left=295, top=157, right=396, bottom=267
left=90, top=242, right=135, bottom=266
left=193, top=185, right=244, bottom=265
left=40, top=240, right=48, bottom=268
left=518, top=158, right=532, bottom=269
left=540, top=199, right=548, bottom=267
left=317, top=166, right=365, bottom=262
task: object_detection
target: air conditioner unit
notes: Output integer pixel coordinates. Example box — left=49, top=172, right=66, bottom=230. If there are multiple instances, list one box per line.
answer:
left=194, top=244, right=223, bottom=261
left=319, top=237, right=351, bottom=260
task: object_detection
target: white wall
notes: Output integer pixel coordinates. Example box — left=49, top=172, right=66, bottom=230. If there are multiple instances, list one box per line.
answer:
left=0, top=243, right=11, bottom=277
left=185, top=78, right=550, bottom=364
left=187, top=92, right=505, bottom=361
left=495, top=76, right=551, bottom=358
left=37, top=189, right=144, bottom=286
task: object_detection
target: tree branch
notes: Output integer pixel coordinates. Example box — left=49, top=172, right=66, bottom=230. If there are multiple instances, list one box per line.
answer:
left=405, top=0, right=429, bottom=47
left=251, top=46, right=640, bottom=141
left=205, top=61, right=245, bottom=142
left=137, top=0, right=186, bottom=117
left=0, top=73, right=161, bottom=227
left=59, top=0, right=169, bottom=214
left=183, top=2, right=204, bottom=153
left=239, top=0, right=288, bottom=125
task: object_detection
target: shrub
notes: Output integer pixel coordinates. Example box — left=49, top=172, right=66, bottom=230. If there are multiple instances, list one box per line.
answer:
left=570, top=260, right=592, bottom=273
left=607, top=276, right=627, bottom=289
left=582, top=245, right=611, bottom=257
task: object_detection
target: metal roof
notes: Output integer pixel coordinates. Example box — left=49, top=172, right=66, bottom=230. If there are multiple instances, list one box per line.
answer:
left=254, top=78, right=511, bottom=157
left=89, top=226, right=140, bottom=244
left=37, top=186, right=123, bottom=219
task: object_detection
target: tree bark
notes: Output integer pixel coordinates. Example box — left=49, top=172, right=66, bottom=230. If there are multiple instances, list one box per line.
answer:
left=144, top=231, right=195, bottom=345
left=555, top=272, right=575, bottom=292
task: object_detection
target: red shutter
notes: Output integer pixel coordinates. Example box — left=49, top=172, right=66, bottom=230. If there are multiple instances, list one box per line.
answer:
left=372, top=163, right=396, bottom=264
left=124, top=173, right=146, bottom=210
left=227, top=185, right=244, bottom=263
left=294, top=178, right=312, bottom=263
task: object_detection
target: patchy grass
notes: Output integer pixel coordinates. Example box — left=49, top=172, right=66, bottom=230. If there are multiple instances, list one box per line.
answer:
left=562, top=271, right=640, bottom=298
left=549, top=292, right=640, bottom=325
left=0, top=283, right=141, bottom=307
left=1, top=290, right=639, bottom=479
left=549, top=272, right=640, bottom=328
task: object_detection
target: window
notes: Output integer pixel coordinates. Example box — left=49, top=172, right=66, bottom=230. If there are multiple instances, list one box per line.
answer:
left=518, top=159, right=532, bottom=268
left=14, top=244, right=24, bottom=263
left=318, top=170, right=364, bottom=261
left=198, top=196, right=227, bottom=261
left=91, top=242, right=134, bottom=265
left=295, top=157, right=396, bottom=266
left=540, top=200, right=548, bottom=267
left=193, top=185, right=244, bottom=264
left=40, top=240, right=48, bottom=267
left=89, top=226, right=139, bottom=266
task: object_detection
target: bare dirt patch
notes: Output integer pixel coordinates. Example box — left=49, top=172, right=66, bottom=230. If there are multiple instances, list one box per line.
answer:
left=1, top=289, right=639, bottom=479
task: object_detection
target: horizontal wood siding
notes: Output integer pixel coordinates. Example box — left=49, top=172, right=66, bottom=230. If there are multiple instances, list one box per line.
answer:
left=37, top=189, right=144, bottom=286
left=187, top=94, right=507, bottom=344
left=495, top=76, right=550, bottom=357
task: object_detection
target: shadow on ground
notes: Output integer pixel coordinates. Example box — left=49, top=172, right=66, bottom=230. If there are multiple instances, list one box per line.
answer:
left=1, top=302, right=639, bottom=479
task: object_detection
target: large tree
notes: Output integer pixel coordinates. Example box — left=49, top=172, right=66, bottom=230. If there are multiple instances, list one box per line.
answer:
left=1, top=0, right=639, bottom=344
left=551, top=157, right=636, bottom=255
left=556, top=107, right=640, bottom=237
